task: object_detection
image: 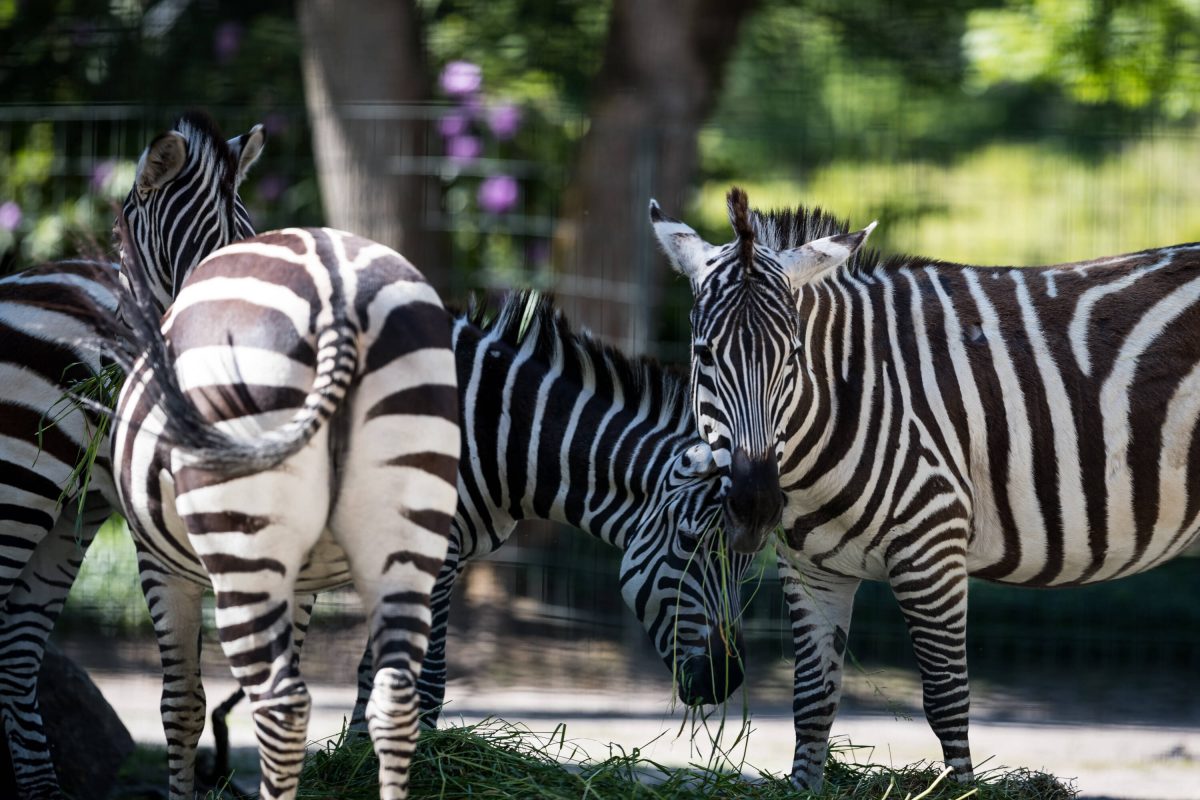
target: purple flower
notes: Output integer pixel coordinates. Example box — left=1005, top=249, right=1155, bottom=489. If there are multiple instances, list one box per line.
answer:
left=487, top=103, right=522, bottom=140
left=440, top=61, right=482, bottom=97
left=438, top=112, right=470, bottom=139
left=90, top=160, right=115, bottom=192
left=257, top=174, right=287, bottom=203
left=478, top=175, right=518, bottom=214
left=0, top=201, right=21, bottom=231
left=446, top=135, right=481, bottom=165
left=214, top=21, right=244, bottom=64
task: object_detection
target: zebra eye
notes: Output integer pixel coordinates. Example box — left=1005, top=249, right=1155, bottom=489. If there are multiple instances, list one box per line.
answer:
left=693, top=342, right=714, bottom=367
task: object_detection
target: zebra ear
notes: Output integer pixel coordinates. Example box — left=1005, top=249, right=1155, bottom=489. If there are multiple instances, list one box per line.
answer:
left=136, top=131, right=187, bottom=194
left=230, top=124, right=266, bottom=185
left=778, top=221, right=876, bottom=284
left=650, top=199, right=718, bottom=284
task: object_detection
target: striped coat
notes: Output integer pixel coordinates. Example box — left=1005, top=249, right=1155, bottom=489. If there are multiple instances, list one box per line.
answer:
left=652, top=187, right=1200, bottom=790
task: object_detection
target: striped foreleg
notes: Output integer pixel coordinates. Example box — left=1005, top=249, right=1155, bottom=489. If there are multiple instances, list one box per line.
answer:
left=139, top=553, right=208, bottom=800
left=0, top=499, right=106, bottom=800
left=778, top=554, right=860, bottom=792
left=889, top=537, right=973, bottom=782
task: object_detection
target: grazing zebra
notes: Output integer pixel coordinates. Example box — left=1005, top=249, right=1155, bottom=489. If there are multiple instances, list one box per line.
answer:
left=111, top=226, right=461, bottom=800
left=349, top=291, right=751, bottom=725
left=0, top=112, right=262, bottom=799
left=651, top=187, right=1200, bottom=790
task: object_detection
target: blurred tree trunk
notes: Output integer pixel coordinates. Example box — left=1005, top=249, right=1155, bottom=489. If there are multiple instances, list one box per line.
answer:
left=553, top=0, right=759, bottom=354
left=297, top=0, right=450, bottom=290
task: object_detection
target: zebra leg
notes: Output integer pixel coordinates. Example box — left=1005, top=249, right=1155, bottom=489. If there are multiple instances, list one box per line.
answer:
left=139, top=553, right=208, bottom=800
left=777, top=552, right=860, bottom=792
left=890, top=550, right=973, bottom=782
left=330, top=479, right=454, bottom=799
left=0, top=498, right=107, bottom=800
left=350, top=547, right=462, bottom=730
left=416, top=549, right=463, bottom=724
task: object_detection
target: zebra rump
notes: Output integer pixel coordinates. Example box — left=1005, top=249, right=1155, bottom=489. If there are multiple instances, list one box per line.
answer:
left=109, top=213, right=358, bottom=475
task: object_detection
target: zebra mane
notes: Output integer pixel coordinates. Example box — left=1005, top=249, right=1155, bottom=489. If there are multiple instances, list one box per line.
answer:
left=171, top=110, right=239, bottom=192
left=465, top=290, right=690, bottom=416
left=748, top=205, right=889, bottom=274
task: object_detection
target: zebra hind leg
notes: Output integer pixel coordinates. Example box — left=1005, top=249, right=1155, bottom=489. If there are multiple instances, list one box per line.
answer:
left=138, top=554, right=208, bottom=800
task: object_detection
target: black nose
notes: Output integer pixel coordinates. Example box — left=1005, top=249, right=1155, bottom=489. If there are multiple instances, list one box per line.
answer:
left=676, top=629, right=746, bottom=706
left=724, top=448, right=782, bottom=553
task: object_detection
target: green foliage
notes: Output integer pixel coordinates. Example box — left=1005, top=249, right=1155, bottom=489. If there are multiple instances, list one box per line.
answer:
left=284, top=719, right=1074, bottom=800
left=60, top=515, right=151, bottom=633
left=965, top=0, right=1200, bottom=117
left=39, top=361, right=125, bottom=521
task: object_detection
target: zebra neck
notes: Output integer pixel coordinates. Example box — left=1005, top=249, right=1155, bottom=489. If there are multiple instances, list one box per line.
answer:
left=456, top=320, right=689, bottom=548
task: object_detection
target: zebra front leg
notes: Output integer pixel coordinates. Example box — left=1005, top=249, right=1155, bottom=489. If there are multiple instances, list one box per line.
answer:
left=416, top=551, right=464, bottom=725
left=889, top=548, right=973, bottom=782
left=0, top=501, right=106, bottom=799
left=777, top=552, right=860, bottom=792
left=139, top=556, right=208, bottom=800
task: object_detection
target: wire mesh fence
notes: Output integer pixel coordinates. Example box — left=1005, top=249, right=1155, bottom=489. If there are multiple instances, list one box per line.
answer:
left=5, top=101, right=1200, bottom=715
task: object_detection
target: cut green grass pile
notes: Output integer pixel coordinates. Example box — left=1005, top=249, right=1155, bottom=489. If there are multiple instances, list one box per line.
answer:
left=285, top=718, right=1076, bottom=800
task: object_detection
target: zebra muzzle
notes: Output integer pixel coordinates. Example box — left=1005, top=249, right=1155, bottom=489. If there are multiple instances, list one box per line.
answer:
left=723, top=448, right=783, bottom=553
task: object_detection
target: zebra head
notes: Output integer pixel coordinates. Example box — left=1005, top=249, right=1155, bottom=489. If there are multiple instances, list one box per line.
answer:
left=120, top=111, right=264, bottom=313
left=650, top=188, right=874, bottom=554
left=618, top=441, right=755, bottom=706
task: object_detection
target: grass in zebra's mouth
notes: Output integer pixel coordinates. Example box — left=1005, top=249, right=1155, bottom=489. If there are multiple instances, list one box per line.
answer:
left=265, top=717, right=1075, bottom=800
left=41, top=360, right=125, bottom=531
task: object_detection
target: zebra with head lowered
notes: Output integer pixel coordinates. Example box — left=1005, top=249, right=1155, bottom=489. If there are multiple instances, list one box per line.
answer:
left=347, top=292, right=752, bottom=724
left=0, top=112, right=262, bottom=799
left=112, top=226, right=461, bottom=800
left=651, top=187, right=1200, bottom=790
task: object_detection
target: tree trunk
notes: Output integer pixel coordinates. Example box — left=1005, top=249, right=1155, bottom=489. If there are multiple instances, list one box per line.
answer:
left=552, top=0, right=759, bottom=354
left=297, top=0, right=450, bottom=290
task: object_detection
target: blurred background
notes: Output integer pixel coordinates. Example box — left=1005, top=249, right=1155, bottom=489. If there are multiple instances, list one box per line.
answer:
left=2, top=1, right=1200, bottom=796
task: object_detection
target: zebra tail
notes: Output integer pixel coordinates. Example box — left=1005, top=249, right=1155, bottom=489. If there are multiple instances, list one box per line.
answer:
left=112, top=214, right=359, bottom=477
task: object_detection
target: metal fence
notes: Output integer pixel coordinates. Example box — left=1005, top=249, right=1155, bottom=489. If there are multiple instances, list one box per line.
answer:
left=8, top=102, right=1200, bottom=710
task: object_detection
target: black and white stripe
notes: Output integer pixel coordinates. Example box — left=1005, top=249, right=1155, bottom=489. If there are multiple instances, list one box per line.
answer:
left=0, top=112, right=261, bottom=800
left=112, top=227, right=461, bottom=800
left=653, top=187, right=1200, bottom=789
left=351, top=293, right=750, bottom=724
left=141, top=289, right=754, bottom=790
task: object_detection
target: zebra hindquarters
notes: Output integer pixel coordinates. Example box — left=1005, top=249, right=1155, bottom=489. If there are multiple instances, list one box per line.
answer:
left=327, top=333, right=459, bottom=800
left=173, top=429, right=333, bottom=800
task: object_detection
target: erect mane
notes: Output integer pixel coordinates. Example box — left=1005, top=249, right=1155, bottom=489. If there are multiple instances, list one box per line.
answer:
left=463, top=290, right=689, bottom=413
left=171, top=110, right=238, bottom=191
left=747, top=204, right=889, bottom=274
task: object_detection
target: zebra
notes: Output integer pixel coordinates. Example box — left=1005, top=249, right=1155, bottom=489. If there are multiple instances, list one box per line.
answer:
left=119, top=286, right=753, bottom=796
left=349, top=291, right=751, bottom=726
left=0, top=111, right=263, bottom=799
left=650, top=187, right=1200, bottom=790
left=111, top=225, right=462, bottom=800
